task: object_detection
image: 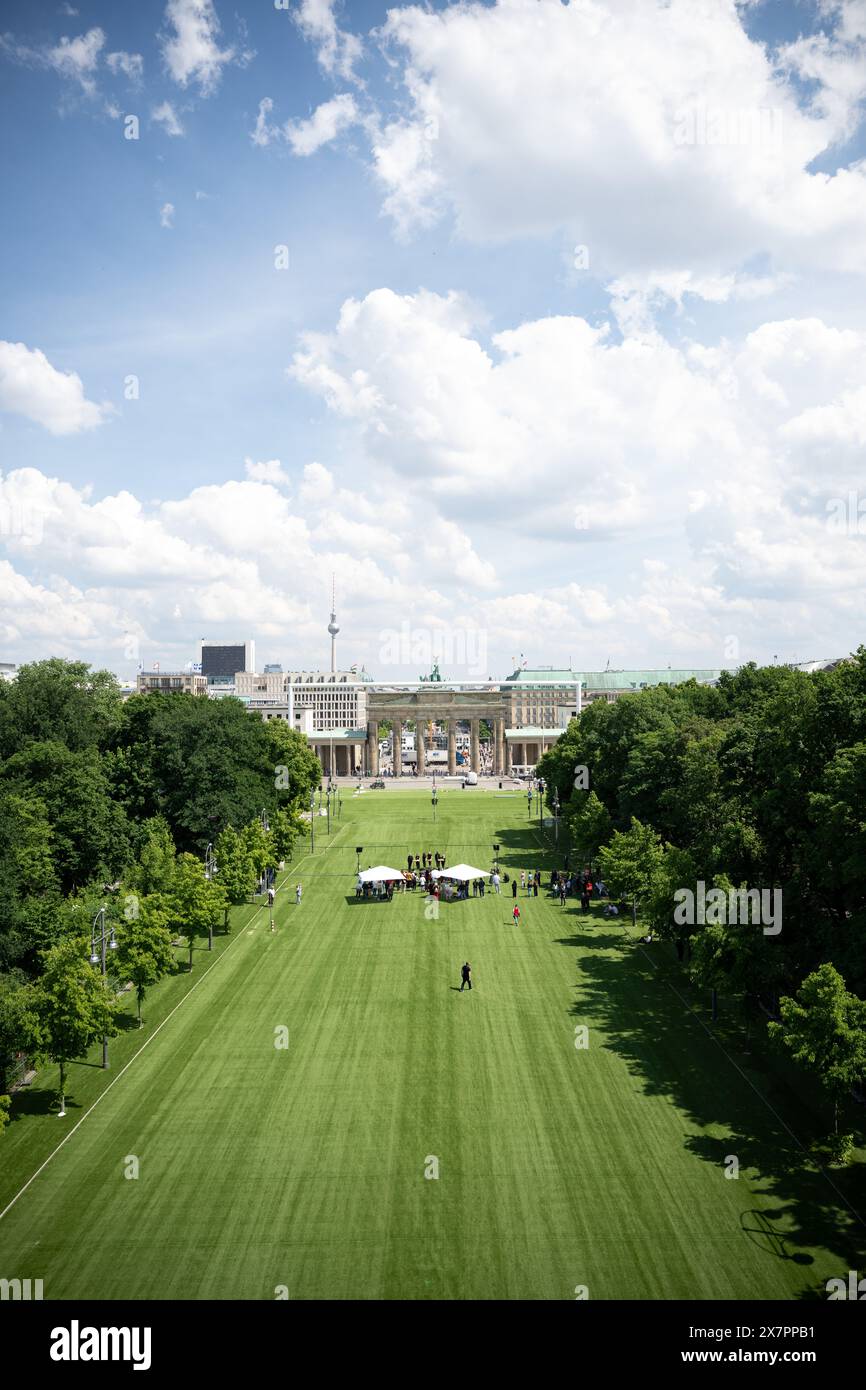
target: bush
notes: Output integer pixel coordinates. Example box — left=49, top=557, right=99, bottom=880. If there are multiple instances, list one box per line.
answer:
left=811, top=1132, right=855, bottom=1167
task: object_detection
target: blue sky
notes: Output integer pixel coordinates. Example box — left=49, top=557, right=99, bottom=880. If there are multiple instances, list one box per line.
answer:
left=2, top=0, right=866, bottom=679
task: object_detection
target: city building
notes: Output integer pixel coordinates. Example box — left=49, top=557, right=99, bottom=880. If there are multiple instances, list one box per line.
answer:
left=200, top=639, right=255, bottom=685
left=136, top=670, right=208, bottom=696
left=505, top=666, right=723, bottom=714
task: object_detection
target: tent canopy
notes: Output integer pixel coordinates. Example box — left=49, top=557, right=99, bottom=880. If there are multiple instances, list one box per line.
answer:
left=358, top=865, right=404, bottom=883
left=431, top=864, right=490, bottom=881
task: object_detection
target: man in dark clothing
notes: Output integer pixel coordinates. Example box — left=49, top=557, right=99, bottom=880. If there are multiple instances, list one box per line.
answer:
left=460, top=962, right=472, bottom=991
left=512, top=879, right=518, bottom=897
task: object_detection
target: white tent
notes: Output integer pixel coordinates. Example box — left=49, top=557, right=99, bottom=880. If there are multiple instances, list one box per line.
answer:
left=430, top=864, right=490, bottom=881
left=358, top=865, right=404, bottom=883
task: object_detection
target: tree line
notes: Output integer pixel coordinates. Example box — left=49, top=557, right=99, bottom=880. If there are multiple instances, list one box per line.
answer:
left=536, top=654, right=866, bottom=1163
left=0, top=659, right=321, bottom=1127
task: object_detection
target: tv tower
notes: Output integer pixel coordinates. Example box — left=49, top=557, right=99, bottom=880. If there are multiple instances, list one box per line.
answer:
left=327, top=575, right=339, bottom=673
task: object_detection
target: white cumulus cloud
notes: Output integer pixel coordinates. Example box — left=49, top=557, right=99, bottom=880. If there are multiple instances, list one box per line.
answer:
left=0, top=341, right=108, bottom=435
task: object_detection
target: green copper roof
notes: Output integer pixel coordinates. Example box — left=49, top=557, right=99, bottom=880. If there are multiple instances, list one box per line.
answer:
left=506, top=668, right=723, bottom=689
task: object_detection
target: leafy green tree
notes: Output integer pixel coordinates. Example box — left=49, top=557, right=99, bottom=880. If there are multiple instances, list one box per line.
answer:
left=769, top=964, right=866, bottom=1136
left=269, top=805, right=302, bottom=864
left=598, top=818, right=665, bottom=916
left=807, top=743, right=866, bottom=993
left=0, top=658, right=123, bottom=759
left=0, top=973, right=43, bottom=1093
left=109, top=694, right=305, bottom=852
left=0, top=789, right=61, bottom=971
left=169, top=855, right=228, bottom=965
left=687, top=876, right=785, bottom=1038
left=214, top=825, right=258, bottom=928
left=535, top=719, right=584, bottom=811
left=33, top=938, right=119, bottom=1115
left=0, top=1093, right=9, bottom=1136
left=266, top=721, right=322, bottom=805
left=128, top=816, right=177, bottom=897
left=0, top=742, right=130, bottom=892
left=565, top=791, right=613, bottom=868
left=239, top=818, right=276, bottom=884
left=115, top=897, right=176, bottom=1026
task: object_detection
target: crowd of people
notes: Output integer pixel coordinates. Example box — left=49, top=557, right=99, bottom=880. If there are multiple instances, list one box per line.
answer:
left=352, top=853, right=618, bottom=916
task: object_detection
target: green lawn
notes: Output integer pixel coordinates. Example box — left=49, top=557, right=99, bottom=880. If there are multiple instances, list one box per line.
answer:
left=0, top=788, right=863, bottom=1299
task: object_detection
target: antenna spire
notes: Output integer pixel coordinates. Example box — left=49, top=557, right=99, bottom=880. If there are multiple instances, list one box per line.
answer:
left=327, top=572, right=340, bottom=673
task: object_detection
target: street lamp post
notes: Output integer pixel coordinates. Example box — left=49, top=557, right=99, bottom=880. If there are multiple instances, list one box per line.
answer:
left=553, top=789, right=560, bottom=845
left=356, top=847, right=364, bottom=875
left=526, top=787, right=533, bottom=819
left=90, top=905, right=118, bottom=1070
left=492, top=842, right=500, bottom=874
left=432, top=788, right=439, bottom=822
left=309, top=792, right=315, bottom=854
left=204, top=842, right=217, bottom=949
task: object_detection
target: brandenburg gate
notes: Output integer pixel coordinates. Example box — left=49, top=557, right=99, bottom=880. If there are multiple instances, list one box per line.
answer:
left=365, top=684, right=510, bottom=777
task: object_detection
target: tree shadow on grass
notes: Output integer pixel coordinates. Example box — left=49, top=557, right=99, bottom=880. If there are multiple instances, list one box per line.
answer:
left=559, top=929, right=866, bottom=1281
left=114, top=1012, right=142, bottom=1032
left=8, top=1088, right=82, bottom=1121
left=494, top=825, right=559, bottom=871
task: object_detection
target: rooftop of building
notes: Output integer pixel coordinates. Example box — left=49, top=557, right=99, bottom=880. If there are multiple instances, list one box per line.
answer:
left=506, top=667, right=724, bottom=689
left=242, top=667, right=374, bottom=684
left=138, top=670, right=205, bottom=678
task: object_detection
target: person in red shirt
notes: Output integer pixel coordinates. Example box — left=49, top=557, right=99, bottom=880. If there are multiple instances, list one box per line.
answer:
left=513, top=905, right=521, bottom=925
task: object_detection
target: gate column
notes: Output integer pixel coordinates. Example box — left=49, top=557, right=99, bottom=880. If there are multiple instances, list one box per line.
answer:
left=367, top=721, right=379, bottom=776
left=393, top=719, right=403, bottom=777
left=447, top=719, right=457, bottom=776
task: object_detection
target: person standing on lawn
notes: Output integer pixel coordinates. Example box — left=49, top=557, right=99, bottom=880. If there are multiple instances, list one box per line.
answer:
left=460, top=962, right=472, bottom=991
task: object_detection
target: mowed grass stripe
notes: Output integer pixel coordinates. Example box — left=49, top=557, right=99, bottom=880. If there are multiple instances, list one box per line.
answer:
left=0, top=791, right=859, bottom=1299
